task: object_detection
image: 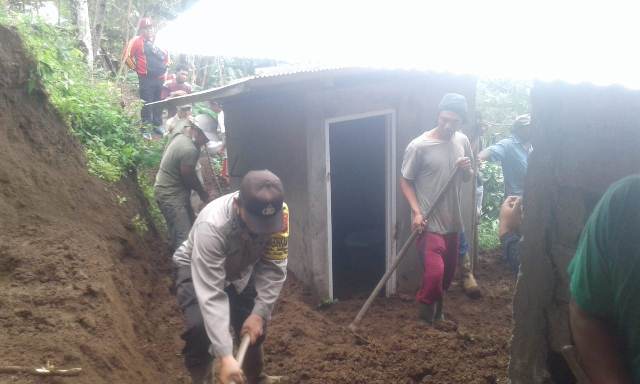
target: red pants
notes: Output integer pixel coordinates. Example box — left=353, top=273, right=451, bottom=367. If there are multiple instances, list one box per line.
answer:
left=415, top=232, right=459, bottom=304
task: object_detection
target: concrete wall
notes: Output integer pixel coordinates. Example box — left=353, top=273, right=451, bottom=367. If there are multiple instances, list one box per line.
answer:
left=222, top=71, right=476, bottom=300
left=223, top=92, right=312, bottom=288
left=303, top=72, right=476, bottom=299
left=509, top=82, right=640, bottom=383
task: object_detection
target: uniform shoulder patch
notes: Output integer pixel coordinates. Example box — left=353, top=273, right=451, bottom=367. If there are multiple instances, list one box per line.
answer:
left=264, top=203, right=289, bottom=261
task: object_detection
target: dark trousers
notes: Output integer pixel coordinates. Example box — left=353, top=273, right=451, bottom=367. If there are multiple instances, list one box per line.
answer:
left=155, top=193, right=195, bottom=252
left=138, top=75, right=163, bottom=126
left=175, top=266, right=265, bottom=379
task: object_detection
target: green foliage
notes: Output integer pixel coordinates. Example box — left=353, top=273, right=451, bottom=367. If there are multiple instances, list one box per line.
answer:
left=116, top=195, right=127, bottom=205
left=11, top=17, right=140, bottom=181
left=131, top=213, right=148, bottom=235
left=475, top=78, right=530, bottom=251
left=137, top=171, right=166, bottom=233
left=8, top=16, right=168, bottom=183
left=477, top=162, right=504, bottom=251
left=6, top=14, right=168, bottom=232
left=478, top=218, right=500, bottom=251
left=0, top=5, right=7, bottom=23
left=476, top=78, right=531, bottom=144
left=479, top=162, right=504, bottom=221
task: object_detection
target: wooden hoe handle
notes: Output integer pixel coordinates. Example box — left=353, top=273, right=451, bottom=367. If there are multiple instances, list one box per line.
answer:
left=227, top=334, right=252, bottom=384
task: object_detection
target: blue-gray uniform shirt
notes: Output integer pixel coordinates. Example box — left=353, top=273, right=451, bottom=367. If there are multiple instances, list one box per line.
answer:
left=486, top=135, right=532, bottom=196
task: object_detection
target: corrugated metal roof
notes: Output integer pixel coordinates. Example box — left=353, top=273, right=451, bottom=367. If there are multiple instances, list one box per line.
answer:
left=253, top=65, right=350, bottom=78
left=146, top=67, right=368, bottom=107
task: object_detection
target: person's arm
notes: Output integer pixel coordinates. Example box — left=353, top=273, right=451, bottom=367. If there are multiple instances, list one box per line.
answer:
left=570, top=300, right=631, bottom=384
left=400, top=177, right=425, bottom=233
left=478, top=139, right=507, bottom=162
left=190, top=222, right=244, bottom=383
left=478, top=148, right=492, bottom=162
left=400, top=142, right=427, bottom=232
left=179, top=156, right=208, bottom=202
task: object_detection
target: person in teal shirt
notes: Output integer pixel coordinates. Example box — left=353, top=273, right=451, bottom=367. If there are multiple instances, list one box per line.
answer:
left=568, top=175, right=640, bottom=383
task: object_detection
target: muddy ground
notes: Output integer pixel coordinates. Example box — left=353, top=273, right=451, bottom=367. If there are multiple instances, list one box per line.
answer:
left=265, top=251, right=515, bottom=384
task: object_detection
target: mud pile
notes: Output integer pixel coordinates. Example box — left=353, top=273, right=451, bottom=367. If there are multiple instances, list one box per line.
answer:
left=266, top=252, right=514, bottom=384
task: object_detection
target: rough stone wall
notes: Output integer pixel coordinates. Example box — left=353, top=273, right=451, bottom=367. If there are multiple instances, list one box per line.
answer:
left=509, top=82, right=640, bottom=383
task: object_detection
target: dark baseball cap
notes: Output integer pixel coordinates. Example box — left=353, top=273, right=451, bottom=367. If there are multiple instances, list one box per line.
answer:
left=238, top=170, right=285, bottom=234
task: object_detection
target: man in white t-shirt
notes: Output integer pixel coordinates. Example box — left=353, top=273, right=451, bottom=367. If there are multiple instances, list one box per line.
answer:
left=400, top=93, right=473, bottom=324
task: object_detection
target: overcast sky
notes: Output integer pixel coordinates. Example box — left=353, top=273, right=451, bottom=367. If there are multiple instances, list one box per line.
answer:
left=155, top=0, right=640, bottom=88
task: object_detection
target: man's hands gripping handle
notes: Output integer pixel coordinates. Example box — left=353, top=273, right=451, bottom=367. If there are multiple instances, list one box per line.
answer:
left=218, top=314, right=264, bottom=384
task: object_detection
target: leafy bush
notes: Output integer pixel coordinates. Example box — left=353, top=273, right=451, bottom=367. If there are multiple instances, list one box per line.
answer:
left=478, top=162, right=505, bottom=251
left=475, top=78, right=529, bottom=251
left=479, top=162, right=504, bottom=221
left=5, top=14, right=167, bottom=231
left=138, top=171, right=167, bottom=233
left=478, top=218, right=500, bottom=251
left=10, top=16, right=152, bottom=182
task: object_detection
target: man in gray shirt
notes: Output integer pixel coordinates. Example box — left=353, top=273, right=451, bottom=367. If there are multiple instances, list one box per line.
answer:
left=400, top=93, right=473, bottom=324
left=174, top=170, right=289, bottom=384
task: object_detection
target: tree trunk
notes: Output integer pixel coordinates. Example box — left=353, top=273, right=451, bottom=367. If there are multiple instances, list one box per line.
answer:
left=71, top=0, right=94, bottom=69
left=92, top=0, right=107, bottom=59
left=116, top=0, right=133, bottom=84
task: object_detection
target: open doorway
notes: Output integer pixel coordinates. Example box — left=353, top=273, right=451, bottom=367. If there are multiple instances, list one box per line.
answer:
left=327, top=112, right=395, bottom=299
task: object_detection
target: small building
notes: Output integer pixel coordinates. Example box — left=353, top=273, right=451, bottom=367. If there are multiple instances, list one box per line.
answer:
left=155, top=68, right=477, bottom=301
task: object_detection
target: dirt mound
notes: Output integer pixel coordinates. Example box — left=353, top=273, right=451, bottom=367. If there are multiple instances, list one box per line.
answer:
left=265, top=252, right=514, bottom=384
left=0, top=25, right=185, bottom=383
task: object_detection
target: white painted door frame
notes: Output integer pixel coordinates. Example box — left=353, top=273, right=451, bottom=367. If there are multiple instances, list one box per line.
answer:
left=324, top=109, right=397, bottom=300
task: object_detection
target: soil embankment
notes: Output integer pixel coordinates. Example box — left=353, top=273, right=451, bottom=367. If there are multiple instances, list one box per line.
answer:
left=0, top=25, right=185, bottom=384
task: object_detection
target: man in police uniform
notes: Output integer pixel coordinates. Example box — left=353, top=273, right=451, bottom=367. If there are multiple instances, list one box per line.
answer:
left=173, top=170, right=289, bottom=384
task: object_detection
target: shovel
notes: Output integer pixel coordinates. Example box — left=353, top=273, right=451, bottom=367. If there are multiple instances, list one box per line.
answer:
left=348, top=166, right=460, bottom=332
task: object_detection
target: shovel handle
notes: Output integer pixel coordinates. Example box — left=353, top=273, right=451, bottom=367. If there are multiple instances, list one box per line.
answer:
left=348, top=167, right=460, bottom=332
left=227, top=334, right=252, bottom=384
left=236, top=334, right=252, bottom=367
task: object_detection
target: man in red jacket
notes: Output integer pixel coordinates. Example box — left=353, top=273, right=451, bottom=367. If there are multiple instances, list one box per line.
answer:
left=123, top=18, right=169, bottom=129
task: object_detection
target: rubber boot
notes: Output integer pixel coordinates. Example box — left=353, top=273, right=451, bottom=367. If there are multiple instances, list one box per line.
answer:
left=434, top=298, right=444, bottom=322
left=188, top=362, right=213, bottom=384
left=418, top=302, right=436, bottom=324
left=244, top=345, right=284, bottom=384
left=460, top=253, right=482, bottom=299
left=433, top=297, right=457, bottom=332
